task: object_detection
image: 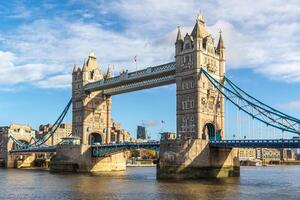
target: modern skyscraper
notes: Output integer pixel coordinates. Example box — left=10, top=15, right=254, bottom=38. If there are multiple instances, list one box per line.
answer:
left=137, top=125, right=147, bottom=140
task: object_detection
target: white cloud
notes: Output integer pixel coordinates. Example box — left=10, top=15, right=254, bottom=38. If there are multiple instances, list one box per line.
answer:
left=279, top=101, right=300, bottom=110
left=36, top=74, right=71, bottom=89
left=143, top=120, right=160, bottom=127
left=98, top=0, right=300, bottom=81
left=1, top=0, right=300, bottom=90
left=0, top=50, right=65, bottom=86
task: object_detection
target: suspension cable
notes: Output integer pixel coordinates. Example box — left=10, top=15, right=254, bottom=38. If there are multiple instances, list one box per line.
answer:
left=200, top=68, right=300, bottom=135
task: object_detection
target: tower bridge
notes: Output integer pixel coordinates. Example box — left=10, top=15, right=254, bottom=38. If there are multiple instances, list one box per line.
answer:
left=2, top=14, right=300, bottom=178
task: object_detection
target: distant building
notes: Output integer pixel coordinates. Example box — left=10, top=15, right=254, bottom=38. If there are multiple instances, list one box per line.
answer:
left=160, top=132, right=176, bottom=141
left=110, top=122, right=132, bottom=143
left=239, top=148, right=256, bottom=161
left=0, top=124, right=36, bottom=136
left=239, top=147, right=298, bottom=164
left=0, top=124, right=37, bottom=163
left=137, top=125, right=147, bottom=140
left=37, top=123, right=72, bottom=146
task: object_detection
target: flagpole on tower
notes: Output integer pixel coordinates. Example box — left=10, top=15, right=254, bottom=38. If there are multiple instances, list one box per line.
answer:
left=160, top=120, right=165, bottom=132
left=134, top=55, right=137, bottom=71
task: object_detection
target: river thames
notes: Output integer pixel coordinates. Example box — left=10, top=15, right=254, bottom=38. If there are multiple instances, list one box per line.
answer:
left=0, top=166, right=299, bottom=200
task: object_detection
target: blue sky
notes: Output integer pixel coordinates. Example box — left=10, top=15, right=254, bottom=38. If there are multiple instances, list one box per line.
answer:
left=1, top=0, right=300, bottom=140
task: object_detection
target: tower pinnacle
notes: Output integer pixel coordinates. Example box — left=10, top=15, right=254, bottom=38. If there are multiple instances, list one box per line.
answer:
left=176, top=26, right=183, bottom=42
left=217, top=30, right=225, bottom=49
left=89, top=50, right=96, bottom=59
left=106, top=65, right=112, bottom=78
left=197, top=12, right=205, bottom=23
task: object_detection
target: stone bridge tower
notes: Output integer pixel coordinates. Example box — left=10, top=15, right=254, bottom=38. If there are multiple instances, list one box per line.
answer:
left=72, top=52, right=112, bottom=145
left=158, top=14, right=239, bottom=179
left=51, top=52, right=125, bottom=172
left=175, top=14, right=225, bottom=141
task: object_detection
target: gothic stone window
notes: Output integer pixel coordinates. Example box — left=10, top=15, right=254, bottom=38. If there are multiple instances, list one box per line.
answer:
left=182, top=95, right=195, bottom=110
left=184, top=43, right=190, bottom=49
left=182, top=79, right=195, bottom=90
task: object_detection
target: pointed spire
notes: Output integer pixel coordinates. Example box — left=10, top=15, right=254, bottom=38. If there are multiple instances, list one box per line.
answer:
left=82, top=58, right=87, bottom=71
left=197, top=11, right=205, bottom=23
left=191, top=12, right=206, bottom=39
left=89, top=50, right=96, bottom=59
left=106, top=65, right=112, bottom=78
left=217, top=30, right=225, bottom=49
left=73, top=64, right=77, bottom=73
left=176, top=26, right=183, bottom=42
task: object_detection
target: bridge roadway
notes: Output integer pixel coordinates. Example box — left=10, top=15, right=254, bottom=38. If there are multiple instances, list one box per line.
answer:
left=9, top=139, right=300, bottom=155
left=209, top=139, right=300, bottom=148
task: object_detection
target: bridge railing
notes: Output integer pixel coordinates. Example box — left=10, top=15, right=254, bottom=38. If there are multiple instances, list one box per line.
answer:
left=210, top=139, right=300, bottom=148
left=91, top=141, right=160, bottom=157
left=103, top=75, right=175, bottom=95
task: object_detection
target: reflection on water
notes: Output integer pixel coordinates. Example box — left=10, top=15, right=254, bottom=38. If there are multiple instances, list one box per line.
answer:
left=0, top=166, right=300, bottom=200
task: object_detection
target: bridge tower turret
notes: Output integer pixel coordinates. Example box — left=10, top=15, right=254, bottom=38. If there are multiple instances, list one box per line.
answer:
left=51, top=53, right=125, bottom=172
left=72, top=51, right=112, bottom=145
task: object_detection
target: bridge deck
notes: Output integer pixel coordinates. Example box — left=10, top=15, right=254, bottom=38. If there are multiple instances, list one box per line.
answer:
left=10, top=146, right=57, bottom=154
left=210, top=139, right=300, bottom=148
left=9, top=140, right=300, bottom=155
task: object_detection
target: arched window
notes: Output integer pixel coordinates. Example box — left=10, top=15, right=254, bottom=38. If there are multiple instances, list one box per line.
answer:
left=89, top=133, right=102, bottom=145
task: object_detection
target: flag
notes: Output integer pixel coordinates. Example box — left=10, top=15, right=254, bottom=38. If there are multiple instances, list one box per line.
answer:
left=134, top=55, right=137, bottom=62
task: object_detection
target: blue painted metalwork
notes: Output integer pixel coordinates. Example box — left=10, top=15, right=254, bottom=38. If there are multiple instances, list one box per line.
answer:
left=8, top=99, right=72, bottom=151
left=92, top=142, right=160, bottom=157
left=201, top=68, right=300, bottom=134
left=10, top=146, right=57, bottom=154
left=28, top=99, right=72, bottom=148
left=10, top=139, right=300, bottom=155
left=103, top=75, right=175, bottom=95
left=210, top=139, right=300, bottom=148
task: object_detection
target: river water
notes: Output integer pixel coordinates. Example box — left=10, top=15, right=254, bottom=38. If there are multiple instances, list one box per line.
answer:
left=0, top=166, right=299, bottom=200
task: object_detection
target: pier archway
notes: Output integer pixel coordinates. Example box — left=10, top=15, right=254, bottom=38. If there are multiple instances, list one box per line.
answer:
left=204, top=123, right=215, bottom=141
left=90, top=133, right=103, bottom=145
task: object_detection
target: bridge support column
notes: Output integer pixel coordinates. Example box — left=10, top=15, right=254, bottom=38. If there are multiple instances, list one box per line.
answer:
left=50, top=144, right=126, bottom=172
left=6, top=154, right=35, bottom=168
left=157, top=139, right=239, bottom=179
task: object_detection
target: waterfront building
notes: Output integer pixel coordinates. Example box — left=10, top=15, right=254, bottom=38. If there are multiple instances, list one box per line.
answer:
left=160, top=132, right=176, bottom=141
left=239, top=148, right=298, bottom=164
left=110, top=122, right=132, bottom=143
left=0, top=124, right=37, bottom=168
left=0, top=124, right=37, bottom=136
left=37, top=123, right=72, bottom=146
left=239, top=148, right=256, bottom=161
